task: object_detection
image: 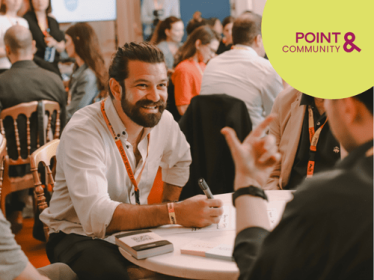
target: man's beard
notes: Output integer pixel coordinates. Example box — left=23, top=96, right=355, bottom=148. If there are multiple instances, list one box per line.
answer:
left=121, top=93, right=166, bottom=128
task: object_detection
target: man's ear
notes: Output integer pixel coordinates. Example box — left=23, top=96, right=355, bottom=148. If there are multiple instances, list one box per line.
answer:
left=109, top=78, right=122, bottom=101
left=5, top=45, right=11, bottom=57
left=254, top=34, right=262, bottom=47
left=32, top=40, right=37, bottom=55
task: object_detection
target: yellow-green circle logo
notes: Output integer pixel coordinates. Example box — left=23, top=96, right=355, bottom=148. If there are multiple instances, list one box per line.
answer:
left=262, top=0, right=374, bottom=99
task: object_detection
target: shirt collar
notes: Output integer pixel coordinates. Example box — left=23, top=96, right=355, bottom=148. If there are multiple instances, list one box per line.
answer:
left=11, top=60, right=38, bottom=69
left=104, top=97, right=153, bottom=141
left=300, top=93, right=315, bottom=106
left=233, top=44, right=258, bottom=56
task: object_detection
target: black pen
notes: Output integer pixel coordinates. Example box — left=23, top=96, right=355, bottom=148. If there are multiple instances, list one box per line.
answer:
left=198, top=178, right=214, bottom=199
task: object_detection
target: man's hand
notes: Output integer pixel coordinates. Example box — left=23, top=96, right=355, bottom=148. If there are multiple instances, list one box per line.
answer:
left=221, top=115, right=281, bottom=189
left=175, top=195, right=223, bottom=228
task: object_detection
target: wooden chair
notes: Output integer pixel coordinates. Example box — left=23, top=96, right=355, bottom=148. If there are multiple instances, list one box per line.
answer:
left=0, top=100, right=61, bottom=216
left=29, top=139, right=160, bottom=279
left=30, top=139, right=59, bottom=242
left=0, top=135, right=6, bottom=206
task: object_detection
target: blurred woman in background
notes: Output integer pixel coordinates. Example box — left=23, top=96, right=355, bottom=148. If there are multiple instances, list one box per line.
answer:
left=64, top=22, right=108, bottom=121
left=172, top=26, right=220, bottom=115
left=24, top=0, right=64, bottom=74
left=207, top=17, right=223, bottom=36
left=151, top=16, right=184, bottom=71
left=216, top=16, right=235, bottom=55
left=0, top=0, right=29, bottom=74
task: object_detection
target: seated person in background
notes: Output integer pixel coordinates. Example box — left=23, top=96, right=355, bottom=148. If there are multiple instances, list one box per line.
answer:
left=172, top=26, right=220, bottom=116
left=186, top=11, right=207, bottom=36
left=216, top=16, right=235, bottom=55
left=200, top=14, right=283, bottom=128
left=222, top=88, right=373, bottom=280
left=41, top=42, right=223, bottom=280
left=65, top=22, right=108, bottom=121
left=151, top=16, right=184, bottom=71
left=0, top=25, right=66, bottom=232
left=264, top=85, right=341, bottom=190
left=207, top=17, right=223, bottom=35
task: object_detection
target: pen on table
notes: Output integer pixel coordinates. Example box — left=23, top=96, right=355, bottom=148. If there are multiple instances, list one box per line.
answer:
left=198, top=178, right=214, bottom=199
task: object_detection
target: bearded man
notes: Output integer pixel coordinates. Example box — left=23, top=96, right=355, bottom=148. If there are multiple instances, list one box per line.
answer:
left=40, top=42, right=223, bottom=280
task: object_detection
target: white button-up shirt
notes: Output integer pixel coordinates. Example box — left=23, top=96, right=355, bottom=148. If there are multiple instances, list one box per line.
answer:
left=200, top=45, right=283, bottom=128
left=40, top=98, right=191, bottom=239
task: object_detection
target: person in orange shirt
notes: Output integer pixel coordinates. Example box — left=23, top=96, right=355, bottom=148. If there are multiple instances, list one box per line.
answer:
left=172, top=26, right=220, bottom=115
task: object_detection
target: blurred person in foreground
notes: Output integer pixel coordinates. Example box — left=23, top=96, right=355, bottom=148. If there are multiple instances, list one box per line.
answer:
left=222, top=87, right=373, bottom=280
left=151, top=16, right=184, bottom=71
left=201, top=14, right=283, bottom=128
left=41, top=42, right=223, bottom=280
left=64, top=22, right=108, bottom=121
left=172, top=26, right=220, bottom=116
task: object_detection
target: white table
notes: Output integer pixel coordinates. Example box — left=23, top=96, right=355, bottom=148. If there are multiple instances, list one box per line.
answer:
left=119, top=190, right=294, bottom=280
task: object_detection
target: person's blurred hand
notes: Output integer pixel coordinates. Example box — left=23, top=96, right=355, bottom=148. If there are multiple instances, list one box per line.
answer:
left=221, top=115, right=281, bottom=189
left=44, top=35, right=58, bottom=48
left=175, top=195, right=223, bottom=228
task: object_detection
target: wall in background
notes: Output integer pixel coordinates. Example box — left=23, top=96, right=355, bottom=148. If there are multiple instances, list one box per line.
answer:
left=180, top=0, right=231, bottom=41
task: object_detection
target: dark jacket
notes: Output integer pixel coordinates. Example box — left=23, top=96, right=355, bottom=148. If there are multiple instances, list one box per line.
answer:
left=0, top=60, right=66, bottom=172
left=234, top=140, right=373, bottom=280
left=178, top=94, right=252, bottom=200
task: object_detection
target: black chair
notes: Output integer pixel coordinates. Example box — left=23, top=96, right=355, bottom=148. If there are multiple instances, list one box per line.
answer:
left=179, top=94, right=252, bottom=200
left=166, top=80, right=181, bottom=122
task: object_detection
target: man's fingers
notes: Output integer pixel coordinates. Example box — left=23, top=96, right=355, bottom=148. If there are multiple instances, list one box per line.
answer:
left=207, top=206, right=224, bottom=217
left=206, top=198, right=223, bottom=208
left=221, top=127, right=242, bottom=157
left=250, top=114, right=277, bottom=138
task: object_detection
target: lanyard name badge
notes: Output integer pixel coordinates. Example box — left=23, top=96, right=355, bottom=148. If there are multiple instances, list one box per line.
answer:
left=100, top=100, right=150, bottom=205
left=306, top=105, right=328, bottom=178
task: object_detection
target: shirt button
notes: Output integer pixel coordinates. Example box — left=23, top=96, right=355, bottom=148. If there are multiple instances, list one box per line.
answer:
left=126, top=145, right=130, bottom=149
left=122, top=131, right=126, bottom=135
left=317, top=122, right=320, bottom=125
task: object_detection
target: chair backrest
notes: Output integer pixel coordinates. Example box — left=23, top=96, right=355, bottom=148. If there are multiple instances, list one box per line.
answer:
left=0, top=100, right=61, bottom=166
left=0, top=135, right=6, bottom=203
left=30, top=139, right=60, bottom=241
left=178, top=94, right=252, bottom=200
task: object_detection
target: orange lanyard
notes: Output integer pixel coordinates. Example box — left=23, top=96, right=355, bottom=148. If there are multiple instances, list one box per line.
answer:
left=307, top=105, right=328, bottom=178
left=100, top=100, right=150, bottom=204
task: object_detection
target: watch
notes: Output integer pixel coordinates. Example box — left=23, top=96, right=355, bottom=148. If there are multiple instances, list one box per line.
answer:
left=232, top=186, right=268, bottom=207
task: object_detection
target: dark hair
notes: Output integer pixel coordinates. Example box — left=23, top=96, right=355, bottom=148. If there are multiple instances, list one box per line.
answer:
left=354, top=87, right=373, bottom=114
left=222, top=16, right=235, bottom=28
left=232, top=13, right=262, bottom=46
left=108, top=42, right=166, bottom=98
left=65, top=23, right=108, bottom=96
left=151, top=16, right=182, bottom=45
left=207, top=17, right=219, bottom=27
left=28, top=0, right=52, bottom=14
left=174, top=26, right=220, bottom=66
left=186, top=18, right=207, bottom=35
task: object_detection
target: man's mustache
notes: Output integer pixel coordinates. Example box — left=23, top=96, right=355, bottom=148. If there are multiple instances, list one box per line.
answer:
left=136, top=99, right=166, bottom=108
